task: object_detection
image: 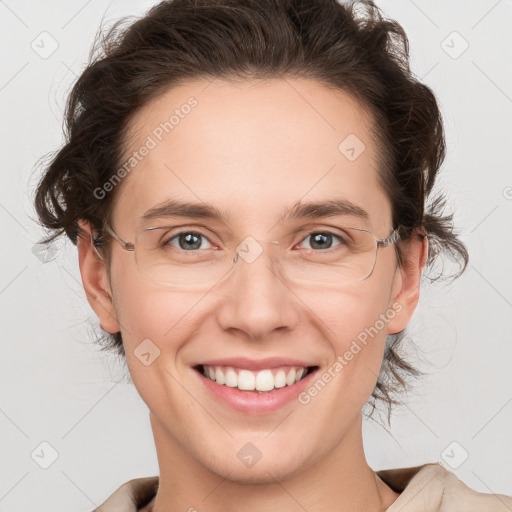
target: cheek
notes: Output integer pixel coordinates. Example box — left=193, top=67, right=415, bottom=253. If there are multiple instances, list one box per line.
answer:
left=109, top=254, right=200, bottom=341
left=300, top=278, right=395, bottom=404
left=108, top=263, right=205, bottom=401
left=110, top=272, right=201, bottom=415
left=303, top=279, right=392, bottom=345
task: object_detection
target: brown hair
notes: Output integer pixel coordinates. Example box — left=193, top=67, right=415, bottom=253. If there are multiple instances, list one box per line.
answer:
left=33, top=0, right=468, bottom=423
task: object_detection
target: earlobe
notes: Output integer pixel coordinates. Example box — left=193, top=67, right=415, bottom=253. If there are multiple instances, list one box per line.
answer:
left=77, top=221, right=121, bottom=334
left=386, top=233, right=429, bottom=335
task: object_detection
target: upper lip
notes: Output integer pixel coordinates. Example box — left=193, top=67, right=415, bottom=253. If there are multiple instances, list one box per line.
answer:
left=193, top=357, right=318, bottom=371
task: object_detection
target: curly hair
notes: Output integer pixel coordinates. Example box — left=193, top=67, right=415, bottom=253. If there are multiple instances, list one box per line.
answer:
left=33, top=0, right=468, bottom=423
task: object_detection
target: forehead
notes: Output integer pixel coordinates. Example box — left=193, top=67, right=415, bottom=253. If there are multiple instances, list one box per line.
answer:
left=112, top=77, right=392, bottom=234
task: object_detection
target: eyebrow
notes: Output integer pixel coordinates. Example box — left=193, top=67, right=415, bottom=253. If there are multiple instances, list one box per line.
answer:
left=280, top=198, right=369, bottom=223
left=138, top=197, right=369, bottom=226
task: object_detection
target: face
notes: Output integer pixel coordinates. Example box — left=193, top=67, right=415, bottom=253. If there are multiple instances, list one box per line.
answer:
left=80, top=78, right=425, bottom=484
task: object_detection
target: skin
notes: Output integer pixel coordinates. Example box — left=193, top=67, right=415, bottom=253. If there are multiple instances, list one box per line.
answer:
left=78, top=78, right=428, bottom=511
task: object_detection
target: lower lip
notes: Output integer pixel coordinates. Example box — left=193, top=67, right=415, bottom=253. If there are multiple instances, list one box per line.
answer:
left=194, top=367, right=318, bottom=414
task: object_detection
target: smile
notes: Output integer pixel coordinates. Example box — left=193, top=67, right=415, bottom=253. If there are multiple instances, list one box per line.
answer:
left=196, top=364, right=317, bottom=393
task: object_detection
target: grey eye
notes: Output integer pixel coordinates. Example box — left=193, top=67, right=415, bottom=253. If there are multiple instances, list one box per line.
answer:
left=165, top=232, right=213, bottom=251
left=299, top=232, right=342, bottom=251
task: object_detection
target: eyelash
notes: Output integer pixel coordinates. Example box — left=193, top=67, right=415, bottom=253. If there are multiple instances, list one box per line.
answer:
left=161, top=229, right=347, bottom=251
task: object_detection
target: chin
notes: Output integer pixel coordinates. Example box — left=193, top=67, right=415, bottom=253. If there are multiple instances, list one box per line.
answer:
left=214, top=463, right=302, bottom=486
left=197, top=445, right=311, bottom=485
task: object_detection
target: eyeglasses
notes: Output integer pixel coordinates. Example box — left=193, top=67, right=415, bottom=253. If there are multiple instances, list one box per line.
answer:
left=93, top=221, right=403, bottom=290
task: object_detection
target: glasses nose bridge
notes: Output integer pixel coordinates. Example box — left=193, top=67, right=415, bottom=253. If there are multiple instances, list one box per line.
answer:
left=232, top=237, right=282, bottom=268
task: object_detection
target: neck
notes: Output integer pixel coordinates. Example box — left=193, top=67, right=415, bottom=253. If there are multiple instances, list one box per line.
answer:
left=149, top=413, right=399, bottom=512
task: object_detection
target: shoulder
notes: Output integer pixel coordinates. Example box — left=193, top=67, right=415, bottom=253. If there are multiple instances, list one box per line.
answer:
left=379, top=462, right=512, bottom=512
left=90, top=476, right=159, bottom=512
left=440, top=465, right=512, bottom=511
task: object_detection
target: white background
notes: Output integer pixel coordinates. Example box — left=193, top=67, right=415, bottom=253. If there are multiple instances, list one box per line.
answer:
left=1, top=0, right=511, bottom=510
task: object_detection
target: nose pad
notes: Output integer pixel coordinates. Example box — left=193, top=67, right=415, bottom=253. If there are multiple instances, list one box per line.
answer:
left=223, top=238, right=293, bottom=320
left=207, top=238, right=287, bottom=294
left=233, top=237, right=279, bottom=262
left=232, top=238, right=282, bottom=276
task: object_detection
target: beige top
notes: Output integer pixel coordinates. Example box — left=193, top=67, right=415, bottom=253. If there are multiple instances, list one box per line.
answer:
left=92, top=462, right=512, bottom=511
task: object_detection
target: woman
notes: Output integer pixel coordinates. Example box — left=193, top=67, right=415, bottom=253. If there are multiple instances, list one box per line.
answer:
left=33, top=0, right=511, bottom=510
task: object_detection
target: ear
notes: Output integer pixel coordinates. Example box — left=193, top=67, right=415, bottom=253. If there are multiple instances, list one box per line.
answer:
left=386, top=232, right=429, bottom=335
left=77, top=221, right=121, bottom=334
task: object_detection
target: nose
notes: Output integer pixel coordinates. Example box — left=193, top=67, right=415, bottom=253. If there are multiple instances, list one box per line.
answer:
left=215, top=238, right=299, bottom=341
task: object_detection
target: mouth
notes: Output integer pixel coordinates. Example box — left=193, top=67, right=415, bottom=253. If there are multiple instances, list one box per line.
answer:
left=193, top=364, right=320, bottom=394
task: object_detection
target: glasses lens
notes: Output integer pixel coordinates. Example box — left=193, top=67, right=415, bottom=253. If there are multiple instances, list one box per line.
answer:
left=276, top=227, right=377, bottom=287
left=134, top=227, right=234, bottom=289
left=133, top=226, right=379, bottom=289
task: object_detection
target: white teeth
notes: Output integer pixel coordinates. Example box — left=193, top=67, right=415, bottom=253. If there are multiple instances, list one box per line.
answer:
left=224, top=368, right=237, bottom=387
left=274, top=370, right=287, bottom=388
left=201, top=365, right=311, bottom=392
left=286, top=368, right=296, bottom=386
left=215, top=367, right=225, bottom=385
left=238, top=369, right=256, bottom=390
left=295, top=368, right=305, bottom=382
left=255, top=369, right=274, bottom=391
